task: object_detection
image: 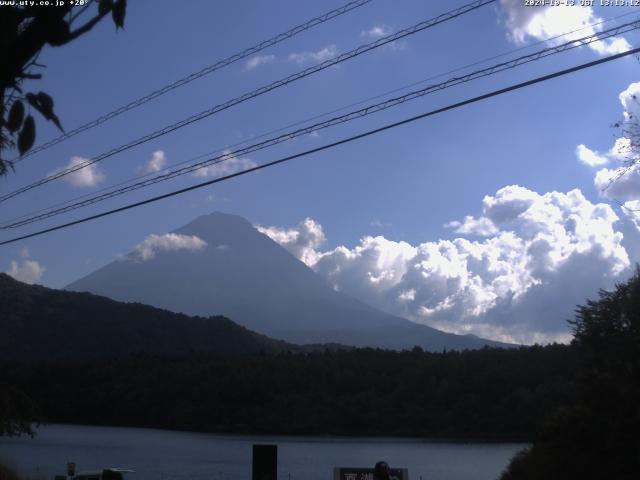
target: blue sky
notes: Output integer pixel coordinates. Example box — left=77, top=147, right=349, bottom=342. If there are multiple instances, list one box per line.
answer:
left=3, top=0, right=640, bottom=343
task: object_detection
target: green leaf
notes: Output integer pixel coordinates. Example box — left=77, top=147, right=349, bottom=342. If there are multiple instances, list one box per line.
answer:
left=7, top=101, right=25, bottom=134
left=18, top=115, right=36, bottom=156
left=112, top=0, right=126, bottom=29
left=26, top=91, right=64, bottom=132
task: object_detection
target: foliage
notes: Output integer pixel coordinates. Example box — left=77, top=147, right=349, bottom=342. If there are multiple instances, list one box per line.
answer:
left=0, top=0, right=127, bottom=175
left=0, top=383, right=38, bottom=437
left=0, top=462, right=21, bottom=480
left=2, top=344, right=576, bottom=439
left=0, top=273, right=293, bottom=360
left=500, top=267, right=640, bottom=480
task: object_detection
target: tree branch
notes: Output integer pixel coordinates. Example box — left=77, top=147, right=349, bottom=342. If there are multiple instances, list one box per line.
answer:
left=65, top=7, right=111, bottom=42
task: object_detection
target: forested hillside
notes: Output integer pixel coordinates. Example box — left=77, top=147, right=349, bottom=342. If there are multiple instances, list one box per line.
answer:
left=0, top=273, right=294, bottom=359
left=2, top=344, right=575, bottom=439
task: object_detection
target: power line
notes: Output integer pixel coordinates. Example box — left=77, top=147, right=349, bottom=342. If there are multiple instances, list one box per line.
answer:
left=11, top=0, right=374, bottom=163
left=0, top=0, right=496, bottom=204
left=1, top=45, right=637, bottom=247
left=3, top=19, right=638, bottom=230
left=4, top=9, right=635, bottom=229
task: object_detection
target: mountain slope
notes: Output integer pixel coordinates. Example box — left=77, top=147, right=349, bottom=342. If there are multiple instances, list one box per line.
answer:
left=67, top=212, right=510, bottom=350
left=0, top=273, right=294, bottom=360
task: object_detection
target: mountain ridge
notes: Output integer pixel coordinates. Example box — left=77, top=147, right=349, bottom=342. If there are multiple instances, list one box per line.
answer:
left=67, top=211, right=513, bottom=350
left=0, top=272, right=296, bottom=360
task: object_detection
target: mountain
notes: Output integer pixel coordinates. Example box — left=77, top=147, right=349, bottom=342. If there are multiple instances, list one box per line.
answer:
left=67, top=212, right=511, bottom=350
left=0, top=273, right=294, bottom=360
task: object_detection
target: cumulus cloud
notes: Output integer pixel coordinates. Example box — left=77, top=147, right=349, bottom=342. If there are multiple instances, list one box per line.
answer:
left=619, top=81, right=640, bottom=120
left=132, top=233, right=207, bottom=261
left=608, top=137, right=632, bottom=161
left=6, top=259, right=46, bottom=284
left=257, top=217, right=326, bottom=266
left=137, top=150, right=167, bottom=175
left=50, top=156, right=105, bottom=188
left=445, top=215, right=498, bottom=237
left=288, top=45, right=338, bottom=66
left=576, top=144, right=608, bottom=167
left=577, top=137, right=631, bottom=170
left=589, top=83, right=640, bottom=203
left=244, top=54, right=275, bottom=71
left=595, top=164, right=640, bottom=201
left=500, top=0, right=630, bottom=56
left=261, top=186, right=635, bottom=344
left=193, top=150, right=256, bottom=179
left=622, top=199, right=640, bottom=229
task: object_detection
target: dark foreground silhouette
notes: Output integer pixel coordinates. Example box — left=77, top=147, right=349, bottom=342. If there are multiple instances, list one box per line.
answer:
left=500, top=268, right=640, bottom=479
left=3, top=343, right=574, bottom=439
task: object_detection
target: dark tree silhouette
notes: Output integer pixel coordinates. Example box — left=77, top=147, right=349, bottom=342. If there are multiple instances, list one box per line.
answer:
left=501, top=266, right=640, bottom=480
left=0, top=2, right=127, bottom=436
left=0, top=0, right=127, bottom=176
left=0, top=383, right=39, bottom=437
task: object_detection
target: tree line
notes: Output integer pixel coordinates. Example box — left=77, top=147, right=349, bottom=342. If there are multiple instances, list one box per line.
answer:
left=2, top=343, right=576, bottom=439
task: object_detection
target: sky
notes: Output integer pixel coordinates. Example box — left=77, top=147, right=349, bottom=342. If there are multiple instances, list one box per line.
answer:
left=3, top=0, right=640, bottom=344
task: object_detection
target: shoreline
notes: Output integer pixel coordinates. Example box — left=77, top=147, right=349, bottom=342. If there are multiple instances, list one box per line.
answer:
left=13, top=422, right=532, bottom=445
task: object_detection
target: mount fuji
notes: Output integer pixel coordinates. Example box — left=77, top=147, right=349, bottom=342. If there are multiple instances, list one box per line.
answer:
left=67, top=212, right=510, bottom=350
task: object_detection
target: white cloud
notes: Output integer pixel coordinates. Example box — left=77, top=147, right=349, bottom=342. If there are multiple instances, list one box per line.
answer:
left=500, top=0, right=631, bottom=56
left=6, top=259, right=46, bottom=284
left=257, top=217, right=326, bottom=266
left=261, top=186, right=635, bottom=344
left=50, top=156, right=105, bottom=188
left=576, top=144, right=608, bottom=167
left=193, top=150, right=256, bottom=179
left=621, top=199, right=640, bottom=231
left=244, top=54, right=275, bottom=71
left=288, top=45, right=338, bottom=66
left=445, top=215, right=498, bottom=236
left=482, top=184, right=539, bottom=225
left=138, top=150, right=167, bottom=175
left=361, top=25, right=391, bottom=38
left=360, top=25, right=406, bottom=51
left=133, top=233, right=207, bottom=261
left=619, top=81, right=640, bottom=120
left=608, top=137, right=632, bottom=161
left=590, top=82, right=640, bottom=202
left=588, top=34, right=630, bottom=56
left=595, top=164, right=640, bottom=201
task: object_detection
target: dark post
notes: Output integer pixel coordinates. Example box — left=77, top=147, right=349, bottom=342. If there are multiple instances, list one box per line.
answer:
left=252, top=444, right=277, bottom=480
left=374, top=461, right=391, bottom=480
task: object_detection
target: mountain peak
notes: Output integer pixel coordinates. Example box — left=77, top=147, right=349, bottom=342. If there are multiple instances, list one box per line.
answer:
left=175, top=211, right=256, bottom=243
left=192, top=211, right=252, bottom=227
left=67, top=213, right=511, bottom=351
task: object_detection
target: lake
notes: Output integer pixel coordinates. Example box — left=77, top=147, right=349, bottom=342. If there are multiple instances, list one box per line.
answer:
left=0, top=424, right=526, bottom=480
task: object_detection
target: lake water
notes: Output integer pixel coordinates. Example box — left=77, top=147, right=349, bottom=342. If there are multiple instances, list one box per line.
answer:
left=0, top=424, right=526, bottom=480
